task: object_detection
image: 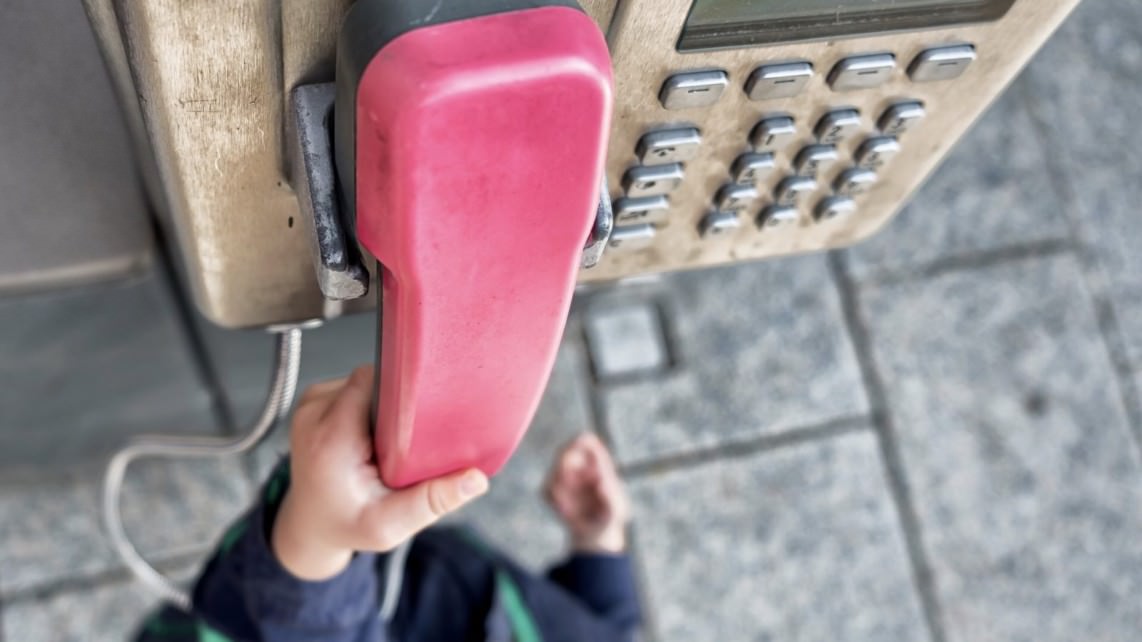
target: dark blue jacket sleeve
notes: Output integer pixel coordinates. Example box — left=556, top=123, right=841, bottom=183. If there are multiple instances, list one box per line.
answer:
left=160, top=461, right=388, bottom=642
left=547, top=553, right=643, bottom=635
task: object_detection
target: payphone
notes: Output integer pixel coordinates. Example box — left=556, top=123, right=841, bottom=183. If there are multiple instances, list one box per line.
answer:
left=86, top=0, right=1083, bottom=605
left=81, top=0, right=1082, bottom=326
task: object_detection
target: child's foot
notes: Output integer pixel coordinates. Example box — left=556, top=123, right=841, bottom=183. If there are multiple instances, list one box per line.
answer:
left=543, top=433, right=631, bottom=554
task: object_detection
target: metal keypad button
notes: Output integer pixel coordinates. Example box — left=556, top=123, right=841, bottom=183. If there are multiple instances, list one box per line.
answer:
left=623, top=163, right=684, bottom=197
left=910, top=44, right=977, bottom=82
left=637, top=128, right=702, bottom=165
left=700, top=211, right=741, bottom=238
left=793, top=144, right=840, bottom=178
left=659, top=70, right=729, bottom=110
left=757, top=204, right=799, bottom=229
left=878, top=101, right=926, bottom=136
left=751, top=116, right=798, bottom=152
left=834, top=168, right=878, bottom=196
left=774, top=175, right=818, bottom=206
left=614, top=195, right=670, bottom=225
left=608, top=224, right=656, bottom=250
left=855, top=136, right=901, bottom=170
left=731, top=152, right=776, bottom=184
left=814, top=195, right=858, bottom=222
left=746, top=61, right=814, bottom=101
left=716, top=184, right=760, bottom=212
left=828, top=54, right=897, bottom=91
left=815, top=110, right=862, bottom=145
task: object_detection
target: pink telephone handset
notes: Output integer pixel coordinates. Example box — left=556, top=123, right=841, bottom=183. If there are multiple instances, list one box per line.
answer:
left=335, top=0, right=613, bottom=487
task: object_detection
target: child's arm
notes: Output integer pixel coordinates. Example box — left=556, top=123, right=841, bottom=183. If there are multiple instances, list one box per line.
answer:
left=136, top=366, right=488, bottom=642
left=543, top=433, right=643, bottom=635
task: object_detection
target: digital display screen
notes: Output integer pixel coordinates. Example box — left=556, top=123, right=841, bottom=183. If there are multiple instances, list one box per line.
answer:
left=679, top=0, right=1015, bottom=50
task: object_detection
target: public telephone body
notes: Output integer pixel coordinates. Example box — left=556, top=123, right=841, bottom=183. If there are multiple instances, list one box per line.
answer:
left=79, top=0, right=1083, bottom=483
left=81, top=0, right=1082, bottom=327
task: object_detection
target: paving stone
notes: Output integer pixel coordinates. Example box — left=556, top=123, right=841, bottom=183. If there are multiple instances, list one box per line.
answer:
left=630, top=431, right=927, bottom=642
left=0, top=458, right=250, bottom=597
left=0, top=274, right=219, bottom=472
left=3, top=580, right=158, bottom=642
left=1022, top=0, right=1142, bottom=369
left=859, top=255, right=1142, bottom=642
left=845, top=83, right=1069, bottom=281
left=601, top=256, right=868, bottom=466
left=584, top=302, right=669, bottom=380
left=1, top=562, right=199, bottom=642
left=459, top=336, right=595, bottom=570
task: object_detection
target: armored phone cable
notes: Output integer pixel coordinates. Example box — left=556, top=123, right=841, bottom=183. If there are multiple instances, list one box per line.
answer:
left=101, top=323, right=311, bottom=610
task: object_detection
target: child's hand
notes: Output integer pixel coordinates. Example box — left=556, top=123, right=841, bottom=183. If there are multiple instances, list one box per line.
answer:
left=544, top=433, right=631, bottom=554
left=272, top=366, right=489, bottom=580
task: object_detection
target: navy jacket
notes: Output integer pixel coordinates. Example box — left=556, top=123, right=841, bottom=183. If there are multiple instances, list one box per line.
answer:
left=135, top=462, right=642, bottom=641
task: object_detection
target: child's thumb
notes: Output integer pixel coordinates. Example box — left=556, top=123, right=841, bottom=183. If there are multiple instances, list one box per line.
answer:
left=359, top=469, right=489, bottom=550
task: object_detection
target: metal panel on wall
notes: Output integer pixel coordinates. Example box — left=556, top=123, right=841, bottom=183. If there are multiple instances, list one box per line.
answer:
left=0, top=0, right=152, bottom=292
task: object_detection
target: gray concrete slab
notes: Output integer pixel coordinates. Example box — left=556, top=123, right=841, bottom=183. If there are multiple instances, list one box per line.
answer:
left=630, top=431, right=928, bottom=642
left=601, top=256, right=868, bottom=466
left=1021, top=0, right=1142, bottom=369
left=0, top=459, right=250, bottom=597
left=0, top=275, right=218, bottom=472
left=3, top=580, right=159, bottom=642
left=1, top=563, right=199, bottom=642
left=584, top=302, right=670, bottom=380
left=458, top=335, right=595, bottom=570
left=859, top=255, right=1142, bottom=642
left=845, top=83, right=1069, bottom=282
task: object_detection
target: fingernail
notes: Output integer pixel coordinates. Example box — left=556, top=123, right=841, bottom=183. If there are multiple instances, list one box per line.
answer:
left=460, top=470, right=488, bottom=499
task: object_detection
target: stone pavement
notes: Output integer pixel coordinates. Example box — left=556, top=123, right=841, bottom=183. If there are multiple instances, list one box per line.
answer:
left=3, top=0, right=1142, bottom=639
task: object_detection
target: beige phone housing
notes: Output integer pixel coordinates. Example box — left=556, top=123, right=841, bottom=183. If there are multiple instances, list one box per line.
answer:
left=82, top=0, right=1082, bottom=328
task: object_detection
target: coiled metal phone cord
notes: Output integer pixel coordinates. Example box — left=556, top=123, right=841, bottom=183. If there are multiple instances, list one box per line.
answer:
left=102, top=324, right=310, bottom=610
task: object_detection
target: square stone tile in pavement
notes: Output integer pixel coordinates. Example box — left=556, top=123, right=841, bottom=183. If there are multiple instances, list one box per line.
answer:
left=4, top=0, right=1142, bottom=639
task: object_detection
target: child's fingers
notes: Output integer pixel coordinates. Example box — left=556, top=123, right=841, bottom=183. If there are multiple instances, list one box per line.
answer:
left=580, top=433, right=617, bottom=468
left=299, top=375, right=350, bottom=401
left=321, top=365, right=372, bottom=419
left=319, top=367, right=373, bottom=442
left=358, top=468, right=489, bottom=551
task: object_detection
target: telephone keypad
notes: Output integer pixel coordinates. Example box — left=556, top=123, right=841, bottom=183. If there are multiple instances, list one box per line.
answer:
left=751, top=116, right=798, bottom=152
left=614, top=195, right=671, bottom=225
left=659, top=70, right=729, bottom=110
left=828, top=54, right=897, bottom=91
left=774, top=175, right=819, bottom=206
left=631, top=43, right=974, bottom=251
left=716, top=183, right=761, bottom=212
left=910, top=45, right=977, bottom=82
left=758, top=204, right=799, bottom=229
left=637, top=128, right=703, bottom=165
left=834, top=168, right=879, bottom=196
left=879, top=101, right=926, bottom=136
left=793, top=144, right=840, bottom=178
left=623, top=163, right=684, bottom=197
left=816, top=109, right=863, bottom=145
left=731, top=152, right=777, bottom=184
left=855, top=136, right=902, bottom=170
left=608, top=224, right=656, bottom=250
left=814, top=195, right=858, bottom=222
left=746, top=61, right=814, bottom=101
left=700, top=211, right=742, bottom=238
